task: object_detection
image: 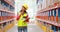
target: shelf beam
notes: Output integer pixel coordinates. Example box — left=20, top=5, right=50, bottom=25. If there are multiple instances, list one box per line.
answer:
left=0, top=9, right=15, bottom=14
left=0, top=18, right=15, bottom=24
left=4, top=0, right=15, bottom=8
left=36, top=18, right=60, bottom=27
left=39, top=5, right=60, bottom=13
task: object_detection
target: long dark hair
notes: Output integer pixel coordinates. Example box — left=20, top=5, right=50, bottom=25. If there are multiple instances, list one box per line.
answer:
left=24, top=10, right=27, bottom=13
left=20, top=10, right=27, bottom=13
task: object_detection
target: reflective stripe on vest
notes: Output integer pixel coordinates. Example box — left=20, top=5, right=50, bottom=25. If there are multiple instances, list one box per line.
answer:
left=18, top=13, right=27, bottom=26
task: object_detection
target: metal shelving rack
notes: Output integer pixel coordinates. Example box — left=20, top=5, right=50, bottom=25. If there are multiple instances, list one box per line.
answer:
left=0, top=0, right=15, bottom=32
left=36, top=6, right=60, bottom=27
left=36, top=0, right=60, bottom=32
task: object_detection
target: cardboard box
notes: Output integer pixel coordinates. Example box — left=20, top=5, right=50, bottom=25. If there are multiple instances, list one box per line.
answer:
left=58, top=27, right=60, bottom=32
left=46, top=24, right=50, bottom=32
left=58, top=17, right=60, bottom=24
left=50, top=16, right=54, bottom=21
left=54, top=26, right=58, bottom=32
left=58, top=8, right=60, bottom=24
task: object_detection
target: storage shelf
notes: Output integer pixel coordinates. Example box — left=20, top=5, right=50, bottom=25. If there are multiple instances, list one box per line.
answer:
left=36, top=18, right=60, bottom=27
left=4, top=0, right=14, bottom=8
left=0, top=18, right=15, bottom=24
left=0, top=9, right=15, bottom=14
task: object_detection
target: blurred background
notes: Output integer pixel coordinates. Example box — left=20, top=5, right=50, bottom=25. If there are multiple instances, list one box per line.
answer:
left=0, top=0, right=60, bottom=32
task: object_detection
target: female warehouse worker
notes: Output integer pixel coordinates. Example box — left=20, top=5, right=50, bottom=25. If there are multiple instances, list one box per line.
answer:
left=17, top=4, right=29, bottom=32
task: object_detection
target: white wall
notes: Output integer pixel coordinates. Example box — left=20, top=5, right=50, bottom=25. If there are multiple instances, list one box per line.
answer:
left=15, top=0, right=37, bottom=21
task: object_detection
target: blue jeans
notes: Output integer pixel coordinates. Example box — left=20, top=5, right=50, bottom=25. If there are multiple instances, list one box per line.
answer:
left=18, top=27, right=27, bottom=32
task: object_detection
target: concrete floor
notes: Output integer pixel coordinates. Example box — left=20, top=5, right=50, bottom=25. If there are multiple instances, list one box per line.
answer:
left=7, top=22, right=44, bottom=32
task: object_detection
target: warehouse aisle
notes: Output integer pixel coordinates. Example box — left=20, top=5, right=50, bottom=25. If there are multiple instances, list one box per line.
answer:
left=28, top=23, right=44, bottom=32
left=7, top=22, right=44, bottom=32
left=7, top=25, right=18, bottom=32
left=0, top=0, right=60, bottom=32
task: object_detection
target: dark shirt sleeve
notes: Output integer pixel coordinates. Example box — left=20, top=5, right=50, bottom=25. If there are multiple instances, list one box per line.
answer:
left=25, top=15, right=29, bottom=22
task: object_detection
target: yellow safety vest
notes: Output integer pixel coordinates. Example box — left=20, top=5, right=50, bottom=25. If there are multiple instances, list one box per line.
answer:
left=18, top=13, right=27, bottom=27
